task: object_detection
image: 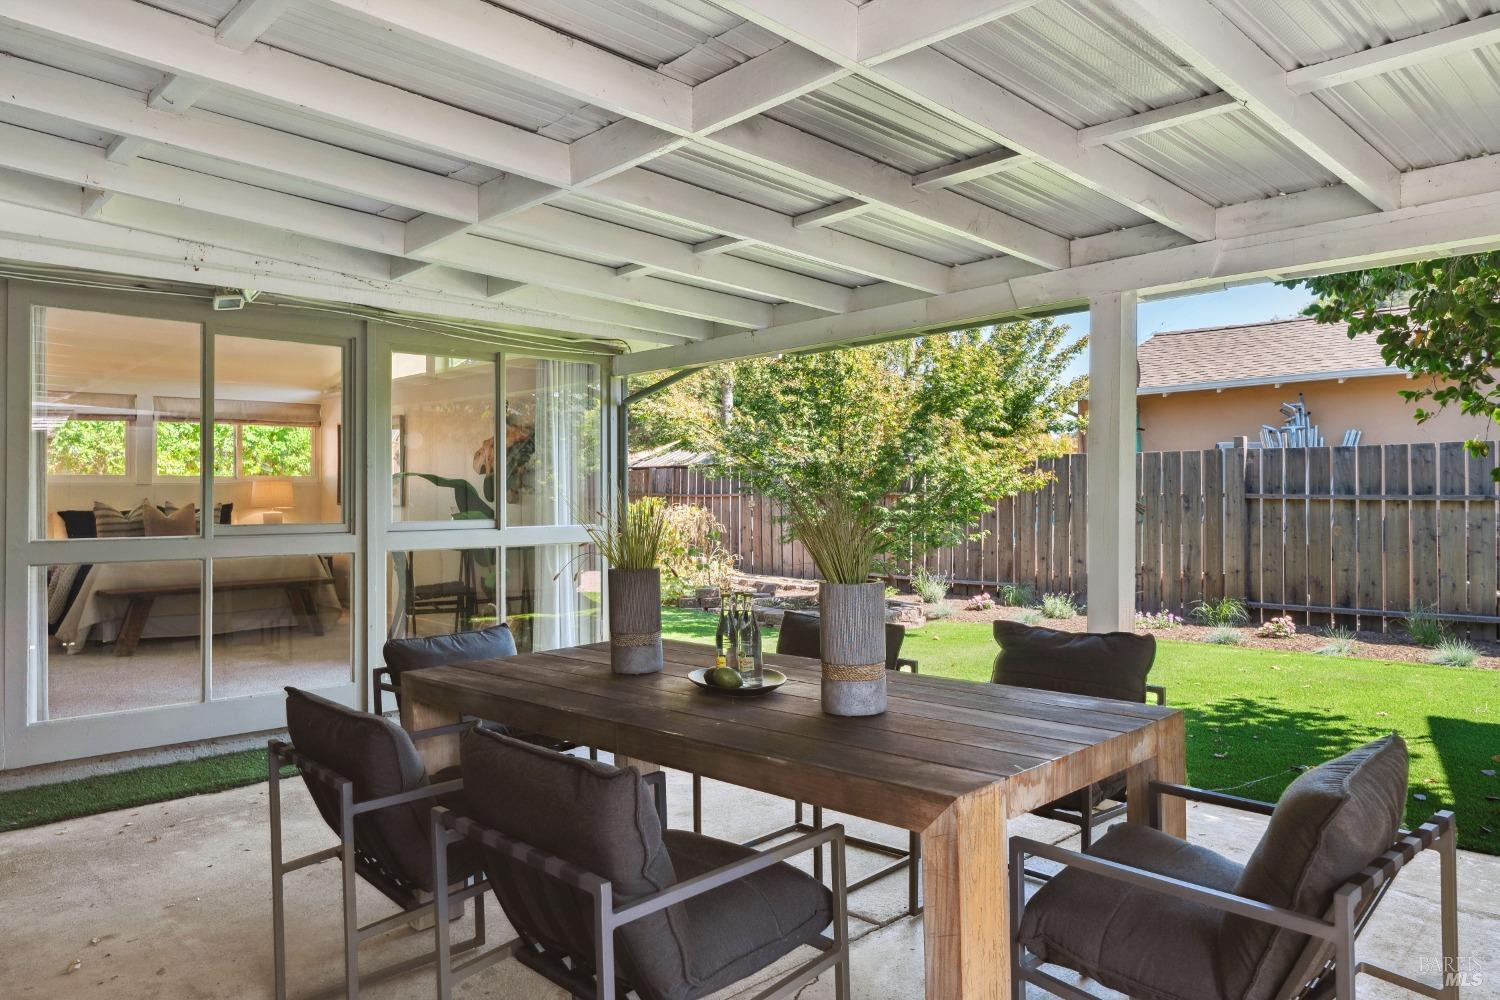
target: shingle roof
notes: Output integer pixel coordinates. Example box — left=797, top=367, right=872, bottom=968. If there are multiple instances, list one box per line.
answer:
left=1137, top=314, right=1396, bottom=392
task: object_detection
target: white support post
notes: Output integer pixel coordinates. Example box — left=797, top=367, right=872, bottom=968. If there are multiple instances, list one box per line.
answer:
left=1086, top=291, right=1138, bottom=634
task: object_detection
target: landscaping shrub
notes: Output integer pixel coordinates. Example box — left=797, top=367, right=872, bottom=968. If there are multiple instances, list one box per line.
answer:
left=1315, top=626, right=1356, bottom=657
left=1018, top=610, right=1044, bottom=626
left=1404, top=606, right=1449, bottom=648
left=966, top=591, right=996, bottom=611
left=1256, top=615, right=1298, bottom=639
left=1191, top=597, right=1249, bottom=627
left=1429, top=637, right=1479, bottom=668
left=1039, top=593, right=1077, bottom=619
left=912, top=566, right=951, bottom=605
left=658, top=503, right=736, bottom=604
left=999, top=582, right=1034, bottom=607
left=1136, top=609, right=1183, bottom=631
left=925, top=602, right=953, bottom=620
left=1205, top=626, right=1243, bottom=645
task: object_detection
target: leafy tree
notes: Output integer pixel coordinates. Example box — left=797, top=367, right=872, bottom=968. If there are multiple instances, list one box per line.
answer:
left=625, top=368, right=729, bottom=453
left=242, top=425, right=313, bottom=477
left=705, top=319, right=1087, bottom=576
left=47, top=419, right=126, bottom=476
left=1279, top=253, right=1500, bottom=475
left=155, top=421, right=235, bottom=478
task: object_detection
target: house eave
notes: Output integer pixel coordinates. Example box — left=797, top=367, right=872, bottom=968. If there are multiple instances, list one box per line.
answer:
left=1137, top=366, right=1402, bottom=397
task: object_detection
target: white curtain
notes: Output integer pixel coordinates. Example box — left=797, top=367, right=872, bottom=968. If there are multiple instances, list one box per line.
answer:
left=529, top=361, right=592, bottom=650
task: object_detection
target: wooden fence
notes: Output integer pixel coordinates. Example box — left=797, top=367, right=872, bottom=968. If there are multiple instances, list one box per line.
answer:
left=630, top=439, right=1500, bottom=634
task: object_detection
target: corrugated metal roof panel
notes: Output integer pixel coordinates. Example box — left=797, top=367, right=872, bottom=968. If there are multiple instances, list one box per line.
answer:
left=1114, top=109, right=1340, bottom=206
left=830, top=210, right=992, bottom=265
left=957, top=162, right=1149, bottom=238
left=255, top=4, right=618, bottom=140
left=1318, top=49, right=1500, bottom=169
left=1211, top=0, right=1499, bottom=70
left=937, top=0, right=1215, bottom=128
left=767, top=77, right=992, bottom=173
left=730, top=245, right=875, bottom=286
left=0, top=29, right=165, bottom=94
left=191, top=91, right=475, bottom=175
left=549, top=197, right=722, bottom=244
left=488, top=0, right=749, bottom=68
left=645, top=147, right=839, bottom=215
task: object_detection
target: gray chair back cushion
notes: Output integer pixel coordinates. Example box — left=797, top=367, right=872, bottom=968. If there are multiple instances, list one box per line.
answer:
left=1219, top=734, right=1409, bottom=1000
left=776, top=610, right=906, bottom=670
left=461, top=727, right=700, bottom=999
left=381, top=624, right=517, bottom=704
left=283, top=687, right=447, bottom=891
left=991, top=620, right=1155, bottom=702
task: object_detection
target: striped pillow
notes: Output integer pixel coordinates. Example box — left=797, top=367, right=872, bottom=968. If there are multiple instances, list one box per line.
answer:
left=92, top=500, right=149, bottom=538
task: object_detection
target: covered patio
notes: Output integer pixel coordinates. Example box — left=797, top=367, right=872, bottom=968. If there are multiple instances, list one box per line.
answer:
left=1, top=0, right=1499, bottom=998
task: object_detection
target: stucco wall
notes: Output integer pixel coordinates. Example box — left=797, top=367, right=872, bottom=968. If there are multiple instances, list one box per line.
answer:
left=1136, top=375, right=1493, bottom=452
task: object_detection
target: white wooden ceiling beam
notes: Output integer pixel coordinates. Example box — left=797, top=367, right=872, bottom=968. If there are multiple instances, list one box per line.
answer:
left=877, top=49, right=1218, bottom=240
left=706, top=0, right=857, bottom=62
left=0, top=54, right=479, bottom=222
left=318, top=0, right=693, bottom=133
left=0, top=123, right=757, bottom=332
left=694, top=236, right=753, bottom=255
left=615, top=179, right=1500, bottom=373
left=493, top=205, right=853, bottom=312
left=0, top=0, right=572, bottom=185
left=912, top=149, right=1033, bottom=190
left=793, top=199, right=876, bottom=230
left=586, top=170, right=952, bottom=293
left=857, top=0, right=1044, bottom=64
left=1108, top=0, right=1400, bottom=211
left=80, top=187, right=111, bottom=220
left=214, top=0, right=295, bottom=49
left=706, top=118, right=1070, bottom=267
left=0, top=181, right=687, bottom=345
left=1078, top=93, right=1241, bottom=148
left=1286, top=12, right=1500, bottom=94
left=690, top=44, right=848, bottom=132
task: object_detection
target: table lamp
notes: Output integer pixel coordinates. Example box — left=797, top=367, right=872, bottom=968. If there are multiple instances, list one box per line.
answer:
left=251, top=478, right=295, bottom=524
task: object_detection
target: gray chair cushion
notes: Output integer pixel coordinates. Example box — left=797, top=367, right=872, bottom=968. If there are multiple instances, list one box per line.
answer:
left=283, top=688, right=480, bottom=898
left=992, top=621, right=1155, bottom=810
left=777, top=610, right=907, bottom=671
left=461, top=727, right=830, bottom=1000
left=661, top=831, right=832, bottom=997
left=991, top=620, right=1155, bottom=701
left=1020, top=823, right=1244, bottom=1000
left=1220, top=734, right=1409, bottom=1000
left=382, top=623, right=518, bottom=679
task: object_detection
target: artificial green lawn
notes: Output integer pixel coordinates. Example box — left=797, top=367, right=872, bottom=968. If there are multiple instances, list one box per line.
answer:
left=0, top=749, right=289, bottom=834
left=663, top=609, right=1500, bottom=854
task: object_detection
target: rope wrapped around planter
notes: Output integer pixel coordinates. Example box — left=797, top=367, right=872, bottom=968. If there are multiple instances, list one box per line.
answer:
left=821, top=662, right=885, bottom=682
left=611, top=631, right=662, bottom=648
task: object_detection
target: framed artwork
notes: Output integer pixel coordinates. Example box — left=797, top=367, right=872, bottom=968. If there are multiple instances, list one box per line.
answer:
left=391, top=415, right=407, bottom=507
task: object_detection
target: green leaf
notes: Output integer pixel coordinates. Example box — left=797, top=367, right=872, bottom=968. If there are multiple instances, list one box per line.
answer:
left=396, top=472, right=495, bottom=520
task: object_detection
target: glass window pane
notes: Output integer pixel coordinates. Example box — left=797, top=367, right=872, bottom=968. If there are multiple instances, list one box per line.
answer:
left=32, top=307, right=202, bottom=540
left=211, top=555, right=351, bottom=699
left=36, top=560, right=203, bottom=719
left=504, top=544, right=601, bottom=653
left=46, top=419, right=126, bottom=476
left=214, top=334, right=345, bottom=526
left=391, top=353, right=496, bottom=524
left=155, top=421, right=234, bottom=478
left=505, top=358, right=602, bottom=526
left=387, top=548, right=497, bottom=639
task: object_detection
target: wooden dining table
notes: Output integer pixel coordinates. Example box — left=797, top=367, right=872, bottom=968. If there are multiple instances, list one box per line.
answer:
left=399, top=638, right=1186, bottom=1000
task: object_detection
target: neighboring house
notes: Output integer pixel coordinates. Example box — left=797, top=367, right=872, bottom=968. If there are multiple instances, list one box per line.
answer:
left=1133, top=314, right=1491, bottom=452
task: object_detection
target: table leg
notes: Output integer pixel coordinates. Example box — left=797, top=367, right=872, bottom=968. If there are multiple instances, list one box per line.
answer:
left=614, top=753, right=661, bottom=776
left=113, top=596, right=154, bottom=657
left=922, top=783, right=1007, bottom=1000
left=1126, top=712, right=1187, bottom=838
left=402, top=693, right=462, bottom=774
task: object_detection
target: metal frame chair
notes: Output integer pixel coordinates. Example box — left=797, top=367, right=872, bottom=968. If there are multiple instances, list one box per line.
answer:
left=428, top=779, right=852, bottom=1000
left=268, top=723, right=495, bottom=1000
left=1009, top=780, right=1461, bottom=1000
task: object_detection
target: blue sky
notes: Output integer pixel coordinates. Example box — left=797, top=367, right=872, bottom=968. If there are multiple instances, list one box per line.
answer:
left=1055, top=280, right=1316, bottom=380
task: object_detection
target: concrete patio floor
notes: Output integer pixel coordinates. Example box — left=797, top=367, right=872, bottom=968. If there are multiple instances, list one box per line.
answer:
left=1, top=763, right=1495, bottom=999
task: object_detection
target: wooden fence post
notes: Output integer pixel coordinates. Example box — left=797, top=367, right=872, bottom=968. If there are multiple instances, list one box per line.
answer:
left=1223, top=437, right=1248, bottom=608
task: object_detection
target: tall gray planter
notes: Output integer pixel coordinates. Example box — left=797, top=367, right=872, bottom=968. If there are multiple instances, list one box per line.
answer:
left=608, top=568, right=663, bottom=675
left=819, top=581, right=887, bottom=716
